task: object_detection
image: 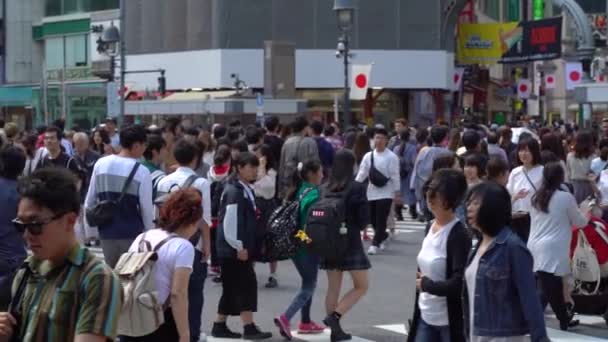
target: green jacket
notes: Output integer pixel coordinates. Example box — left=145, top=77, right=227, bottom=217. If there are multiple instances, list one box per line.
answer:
left=295, top=182, right=319, bottom=256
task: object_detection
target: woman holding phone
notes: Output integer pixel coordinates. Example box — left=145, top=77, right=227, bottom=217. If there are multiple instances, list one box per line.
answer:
left=506, top=137, right=543, bottom=243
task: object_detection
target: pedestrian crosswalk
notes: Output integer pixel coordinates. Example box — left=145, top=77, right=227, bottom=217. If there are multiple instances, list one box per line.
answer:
left=206, top=318, right=608, bottom=341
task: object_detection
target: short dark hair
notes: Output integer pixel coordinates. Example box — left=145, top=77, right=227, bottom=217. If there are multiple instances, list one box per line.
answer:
left=245, top=125, right=262, bottom=145
left=231, top=139, right=248, bottom=153
left=229, top=119, right=241, bottom=128
left=234, top=151, right=260, bottom=169
left=214, top=145, right=232, bottom=166
left=254, top=144, right=276, bottom=171
left=291, top=116, right=309, bottom=133
left=464, top=154, right=486, bottom=177
left=162, top=118, right=182, bottom=136
left=227, top=127, right=242, bottom=141
left=324, top=125, right=335, bottom=137
left=120, top=124, right=147, bottom=149
left=517, top=136, right=541, bottom=166
left=184, top=127, right=200, bottom=137
left=52, top=118, right=65, bottom=132
left=18, top=168, right=80, bottom=215
left=213, top=125, right=227, bottom=140
left=104, top=117, right=118, bottom=125
left=432, top=153, right=456, bottom=172
left=486, top=156, right=509, bottom=181
left=310, top=120, right=324, bottom=135
left=426, top=169, right=467, bottom=211
left=374, top=128, right=389, bottom=137
left=45, top=126, right=61, bottom=139
left=395, top=118, right=407, bottom=126
left=430, top=126, right=449, bottom=144
left=143, top=134, right=166, bottom=160
left=173, top=139, right=200, bottom=166
left=462, top=130, right=481, bottom=150
left=265, top=116, right=280, bottom=132
left=466, top=182, right=511, bottom=237
left=0, top=146, right=26, bottom=180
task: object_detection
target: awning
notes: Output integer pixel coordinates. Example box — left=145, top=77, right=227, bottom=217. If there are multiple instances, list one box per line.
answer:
left=0, top=86, right=34, bottom=107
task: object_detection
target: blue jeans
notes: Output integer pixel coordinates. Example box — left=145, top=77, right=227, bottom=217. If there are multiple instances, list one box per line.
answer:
left=188, top=250, right=207, bottom=342
left=415, top=319, right=450, bottom=342
left=284, top=253, right=319, bottom=323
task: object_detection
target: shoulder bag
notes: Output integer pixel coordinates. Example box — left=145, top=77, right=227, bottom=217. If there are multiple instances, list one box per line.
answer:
left=86, top=163, right=140, bottom=227
left=369, top=152, right=390, bottom=187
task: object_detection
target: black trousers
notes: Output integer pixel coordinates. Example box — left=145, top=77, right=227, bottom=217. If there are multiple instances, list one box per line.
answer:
left=370, top=199, right=393, bottom=247
left=536, top=271, right=569, bottom=329
left=218, top=259, right=258, bottom=316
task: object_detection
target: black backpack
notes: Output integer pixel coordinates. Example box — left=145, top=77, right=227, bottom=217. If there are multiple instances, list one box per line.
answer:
left=305, top=186, right=350, bottom=261
left=264, top=188, right=313, bottom=261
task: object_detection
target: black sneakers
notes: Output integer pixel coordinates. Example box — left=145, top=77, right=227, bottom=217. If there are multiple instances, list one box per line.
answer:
left=265, top=276, right=278, bottom=288
left=243, top=323, right=273, bottom=340
left=323, top=314, right=352, bottom=342
left=211, top=322, right=242, bottom=339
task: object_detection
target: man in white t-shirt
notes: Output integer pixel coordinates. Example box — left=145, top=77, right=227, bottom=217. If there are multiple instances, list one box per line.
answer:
left=156, top=139, right=211, bottom=342
left=105, top=117, right=121, bottom=152
left=356, top=128, right=401, bottom=255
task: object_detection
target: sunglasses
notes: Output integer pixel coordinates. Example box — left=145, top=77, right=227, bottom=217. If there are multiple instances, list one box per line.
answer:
left=12, top=214, right=63, bottom=236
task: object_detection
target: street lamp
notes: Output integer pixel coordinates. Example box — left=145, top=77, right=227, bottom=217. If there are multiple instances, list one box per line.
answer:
left=101, top=23, right=120, bottom=57
left=334, top=0, right=356, bottom=128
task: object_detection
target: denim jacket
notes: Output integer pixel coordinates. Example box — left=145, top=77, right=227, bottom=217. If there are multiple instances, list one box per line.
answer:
left=463, top=227, right=550, bottom=342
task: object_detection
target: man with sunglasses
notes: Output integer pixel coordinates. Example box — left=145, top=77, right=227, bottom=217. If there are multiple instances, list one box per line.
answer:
left=0, top=168, right=122, bottom=342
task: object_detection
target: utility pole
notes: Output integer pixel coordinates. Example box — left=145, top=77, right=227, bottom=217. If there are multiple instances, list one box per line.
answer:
left=119, top=0, right=126, bottom=124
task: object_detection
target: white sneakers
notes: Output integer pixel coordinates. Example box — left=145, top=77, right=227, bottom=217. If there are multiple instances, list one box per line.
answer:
left=380, top=243, right=386, bottom=251
left=367, top=245, right=378, bottom=255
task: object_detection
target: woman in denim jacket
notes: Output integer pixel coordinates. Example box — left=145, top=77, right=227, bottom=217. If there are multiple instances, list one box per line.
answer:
left=464, top=182, right=550, bottom=342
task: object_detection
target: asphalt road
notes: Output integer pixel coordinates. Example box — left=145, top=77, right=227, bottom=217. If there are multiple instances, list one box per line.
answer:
left=90, top=216, right=608, bottom=341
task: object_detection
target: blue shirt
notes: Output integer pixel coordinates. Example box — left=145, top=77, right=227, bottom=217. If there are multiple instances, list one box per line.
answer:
left=0, top=177, right=26, bottom=269
left=314, top=136, right=335, bottom=178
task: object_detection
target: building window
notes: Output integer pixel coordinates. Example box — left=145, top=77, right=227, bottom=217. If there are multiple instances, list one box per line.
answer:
left=45, top=0, right=118, bottom=16
left=482, top=0, right=501, bottom=21
left=576, top=0, right=605, bottom=13
left=45, top=34, right=88, bottom=70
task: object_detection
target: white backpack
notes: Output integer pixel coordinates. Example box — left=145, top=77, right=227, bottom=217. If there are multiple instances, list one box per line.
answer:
left=115, top=233, right=176, bottom=337
left=572, top=230, right=602, bottom=294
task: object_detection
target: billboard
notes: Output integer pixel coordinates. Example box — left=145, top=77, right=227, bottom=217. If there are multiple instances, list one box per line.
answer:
left=457, top=17, right=562, bottom=65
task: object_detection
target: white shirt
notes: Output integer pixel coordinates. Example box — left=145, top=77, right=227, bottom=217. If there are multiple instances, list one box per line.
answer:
left=528, top=190, right=587, bottom=276
left=254, top=168, right=277, bottom=199
left=506, top=165, right=543, bottom=213
left=110, top=132, right=120, bottom=149
left=417, top=218, right=459, bottom=326
left=599, top=170, right=608, bottom=205
left=129, top=229, right=194, bottom=305
left=157, top=167, right=212, bottom=251
left=355, top=149, right=401, bottom=201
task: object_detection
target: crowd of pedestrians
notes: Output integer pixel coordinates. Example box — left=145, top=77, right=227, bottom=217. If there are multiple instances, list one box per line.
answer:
left=0, top=114, right=606, bottom=342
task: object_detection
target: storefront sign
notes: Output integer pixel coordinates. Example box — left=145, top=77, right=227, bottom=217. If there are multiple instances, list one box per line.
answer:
left=457, top=17, right=562, bottom=65
left=47, top=68, right=97, bottom=81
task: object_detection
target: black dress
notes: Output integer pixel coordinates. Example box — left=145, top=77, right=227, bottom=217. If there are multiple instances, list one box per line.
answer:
left=320, top=181, right=372, bottom=271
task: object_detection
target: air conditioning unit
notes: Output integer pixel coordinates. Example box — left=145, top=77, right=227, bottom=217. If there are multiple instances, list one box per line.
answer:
left=91, top=60, right=113, bottom=80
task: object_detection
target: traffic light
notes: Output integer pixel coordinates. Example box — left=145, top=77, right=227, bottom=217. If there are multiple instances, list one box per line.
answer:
left=533, top=0, right=544, bottom=20
left=158, top=75, right=166, bottom=95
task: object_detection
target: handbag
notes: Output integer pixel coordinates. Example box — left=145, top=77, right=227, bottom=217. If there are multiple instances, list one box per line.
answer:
left=86, top=163, right=140, bottom=227
left=369, top=152, right=390, bottom=187
left=7, top=264, right=32, bottom=342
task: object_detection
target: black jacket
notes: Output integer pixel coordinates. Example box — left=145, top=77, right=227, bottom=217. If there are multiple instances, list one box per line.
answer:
left=407, top=220, right=471, bottom=342
left=216, top=178, right=258, bottom=260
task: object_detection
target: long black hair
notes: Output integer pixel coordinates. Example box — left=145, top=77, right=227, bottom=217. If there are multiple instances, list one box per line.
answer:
left=254, top=144, right=276, bottom=171
left=531, top=162, right=564, bottom=213
left=327, top=150, right=356, bottom=192
left=287, top=159, right=321, bottom=201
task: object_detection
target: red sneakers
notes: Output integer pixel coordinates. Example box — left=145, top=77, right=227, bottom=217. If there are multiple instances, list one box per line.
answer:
left=274, top=315, right=293, bottom=340
left=297, top=321, right=326, bottom=334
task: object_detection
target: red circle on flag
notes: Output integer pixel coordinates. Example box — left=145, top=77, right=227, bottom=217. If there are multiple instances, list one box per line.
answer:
left=570, top=71, right=581, bottom=82
left=546, top=76, right=554, bottom=84
left=454, top=74, right=460, bottom=84
left=519, top=84, right=528, bottom=93
left=355, top=74, right=368, bottom=88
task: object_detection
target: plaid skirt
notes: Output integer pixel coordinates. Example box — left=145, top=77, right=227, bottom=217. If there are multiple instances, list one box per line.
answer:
left=320, top=238, right=371, bottom=271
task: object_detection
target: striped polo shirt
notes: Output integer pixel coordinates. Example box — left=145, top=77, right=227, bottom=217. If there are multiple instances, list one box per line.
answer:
left=11, top=244, right=122, bottom=342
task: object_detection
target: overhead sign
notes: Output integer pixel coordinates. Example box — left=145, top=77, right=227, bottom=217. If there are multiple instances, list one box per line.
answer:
left=457, top=17, right=562, bottom=65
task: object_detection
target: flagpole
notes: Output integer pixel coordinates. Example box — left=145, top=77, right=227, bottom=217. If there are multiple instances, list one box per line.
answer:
left=343, top=34, right=352, bottom=128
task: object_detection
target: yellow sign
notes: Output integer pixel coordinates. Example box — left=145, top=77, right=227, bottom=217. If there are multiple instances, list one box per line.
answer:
left=457, top=22, right=521, bottom=65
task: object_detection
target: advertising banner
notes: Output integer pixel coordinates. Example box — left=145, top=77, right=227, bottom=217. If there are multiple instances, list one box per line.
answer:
left=457, top=17, right=562, bottom=65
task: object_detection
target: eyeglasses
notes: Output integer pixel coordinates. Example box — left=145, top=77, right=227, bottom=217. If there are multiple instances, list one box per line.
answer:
left=12, top=214, right=64, bottom=236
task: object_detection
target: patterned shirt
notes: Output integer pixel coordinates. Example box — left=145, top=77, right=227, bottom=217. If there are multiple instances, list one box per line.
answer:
left=11, top=244, right=122, bottom=342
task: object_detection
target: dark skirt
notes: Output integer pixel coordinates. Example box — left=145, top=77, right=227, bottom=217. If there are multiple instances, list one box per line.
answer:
left=218, top=259, right=258, bottom=316
left=320, top=237, right=371, bottom=271
left=119, top=309, right=178, bottom=341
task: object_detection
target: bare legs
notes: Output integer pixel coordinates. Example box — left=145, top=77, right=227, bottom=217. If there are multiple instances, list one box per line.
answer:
left=325, top=270, right=369, bottom=316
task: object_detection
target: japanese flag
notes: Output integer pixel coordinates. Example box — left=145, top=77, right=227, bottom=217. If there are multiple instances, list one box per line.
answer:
left=565, top=62, right=583, bottom=90
left=517, top=79, right=532, bottom=99
left=544, top=74, right=556, bottom=89
left=350, top=64, right=372, bottom=100
left=451, top=67, right=465, bottom=91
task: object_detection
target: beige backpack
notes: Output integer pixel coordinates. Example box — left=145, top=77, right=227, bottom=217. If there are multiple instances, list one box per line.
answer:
left=114, top=233, right=176, bottom=337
